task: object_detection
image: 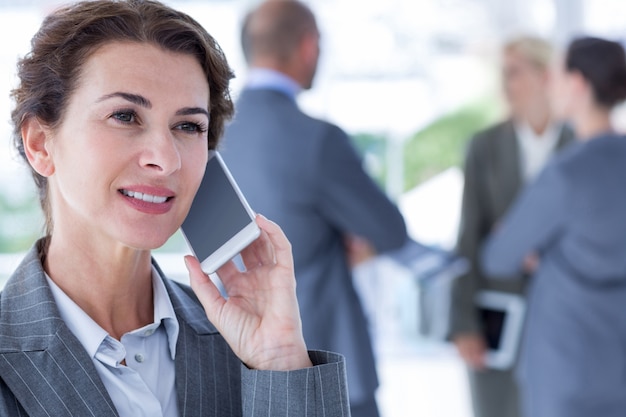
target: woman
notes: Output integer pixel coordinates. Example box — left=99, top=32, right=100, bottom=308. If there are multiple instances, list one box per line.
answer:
left=450, top=36, right=573, bottom=417
left=482, top=37, right=626, bottom=417
left=2, top=1, right=349, bottom=416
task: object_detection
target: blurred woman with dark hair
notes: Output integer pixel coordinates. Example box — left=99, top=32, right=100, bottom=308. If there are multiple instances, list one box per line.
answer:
left=482, top=36, right=626, bottom=417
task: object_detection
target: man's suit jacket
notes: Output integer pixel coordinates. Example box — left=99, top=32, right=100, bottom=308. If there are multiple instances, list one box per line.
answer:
left=0, top=241, right=350, bottom=416
left=450, top=120, right=574, bottom=337
left=482, top=133, right=626, bottom=417
left=221, top=88, right=407, bottom=404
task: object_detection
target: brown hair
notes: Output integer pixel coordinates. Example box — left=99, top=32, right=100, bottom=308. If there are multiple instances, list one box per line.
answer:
left=241, top=0, right=317, bottom=64
left=11, top=0, right=235, bottom=235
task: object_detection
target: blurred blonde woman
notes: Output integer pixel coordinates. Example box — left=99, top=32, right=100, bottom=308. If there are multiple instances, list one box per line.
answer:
left=450, top=36, right=574, bottom=417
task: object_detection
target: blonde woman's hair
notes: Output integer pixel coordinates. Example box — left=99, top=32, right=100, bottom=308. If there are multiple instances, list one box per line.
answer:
left=504, top=36, right=554, bottom=70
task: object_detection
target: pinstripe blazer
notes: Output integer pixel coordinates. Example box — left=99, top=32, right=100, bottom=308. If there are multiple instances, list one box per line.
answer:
left=0, top=241, right=350, bottom=416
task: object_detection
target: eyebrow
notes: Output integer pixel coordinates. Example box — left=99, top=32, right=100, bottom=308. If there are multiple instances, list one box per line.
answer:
left=97, top=92, right=210, bottom=119
left=176, top=107, right=210, bottom=119
left=97, top=92, right=152, bottom=108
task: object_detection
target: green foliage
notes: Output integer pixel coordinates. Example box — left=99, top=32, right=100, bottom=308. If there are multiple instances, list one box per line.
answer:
left=0, top=191, right=42, bottom=253
left=351, top=97, right=501, bottom=193
left=351, top=132, right=388, bottom=188
left=403, top=97, right=501, bottom=190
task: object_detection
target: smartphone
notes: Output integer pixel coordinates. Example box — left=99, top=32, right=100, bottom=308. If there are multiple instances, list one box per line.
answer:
left=475, top=291, right=526, bottom=370
left=181, top=150, right=260, bottom=274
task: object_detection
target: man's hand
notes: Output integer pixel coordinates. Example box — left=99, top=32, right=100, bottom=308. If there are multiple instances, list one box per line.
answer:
left=186, top=214, right=312, bottom=371
left=344, top=235, right=376, bottom=267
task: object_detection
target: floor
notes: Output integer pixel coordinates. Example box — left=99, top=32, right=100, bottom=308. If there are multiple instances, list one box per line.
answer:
left=377, top=344, right=472, bottom=417
left=353, top=257, right=474, bottom=417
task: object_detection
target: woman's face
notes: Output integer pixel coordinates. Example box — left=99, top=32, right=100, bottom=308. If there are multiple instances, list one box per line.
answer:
left=45, top=42, right=210, bottom=250
left=549, top=57, right=576, bottom=120
left=502, top=49, right=549, bottom=119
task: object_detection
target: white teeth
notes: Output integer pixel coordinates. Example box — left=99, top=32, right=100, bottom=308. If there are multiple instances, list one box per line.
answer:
left=122, top=190, right=168, bottom=204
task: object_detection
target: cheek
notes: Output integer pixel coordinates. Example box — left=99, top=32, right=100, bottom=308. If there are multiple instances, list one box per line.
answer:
left=518, top=74, right=540, bottom=96
left=549, top=81, right=569, bottom=117
left=505, top=77, right=525, bottom=100
left=181, top=142, right=209, bottom=200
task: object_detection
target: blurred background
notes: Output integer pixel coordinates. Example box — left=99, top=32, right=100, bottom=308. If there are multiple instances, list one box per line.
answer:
left=0, top=0, right=625, bottom=415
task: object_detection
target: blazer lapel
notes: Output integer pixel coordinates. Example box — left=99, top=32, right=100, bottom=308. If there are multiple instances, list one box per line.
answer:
left=162, top=276, right=219, bottom=417
left=161, top=274, right=241, bottom=417
left=0, top=244, right=118, bottom=417
left=493, top=121, right=523, bottom=213
left=556, top=123, right=576, bottom=149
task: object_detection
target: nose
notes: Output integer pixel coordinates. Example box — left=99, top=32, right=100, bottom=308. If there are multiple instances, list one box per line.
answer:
left=139, top=129, right=182, bottom=176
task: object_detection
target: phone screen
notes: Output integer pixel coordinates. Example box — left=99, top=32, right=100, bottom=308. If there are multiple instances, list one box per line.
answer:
left=181, top=153, right=255, bottom=262
left=480, top=307, right=506, bottom=350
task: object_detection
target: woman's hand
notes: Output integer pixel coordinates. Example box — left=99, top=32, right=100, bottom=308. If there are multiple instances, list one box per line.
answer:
left=185, top=214, right=312, bottom=371
left=523, top=252, right=540, bottom=274
left=453, top=333, right=487, bottom=370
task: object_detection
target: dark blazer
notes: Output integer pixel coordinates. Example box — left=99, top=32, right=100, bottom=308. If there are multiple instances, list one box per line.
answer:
left=221, top=88, right=407, bottom=404
left=0, top=241, right=350, bottom=416
left=450, top=120, right=574, bottom=336
left=482, top=133, right=626, bottom=417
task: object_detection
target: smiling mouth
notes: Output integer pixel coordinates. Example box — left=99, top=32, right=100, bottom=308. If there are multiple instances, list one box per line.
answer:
left=120, top=189, right=172, bottom=204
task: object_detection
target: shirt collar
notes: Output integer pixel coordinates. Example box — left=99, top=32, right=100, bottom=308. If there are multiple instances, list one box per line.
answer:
left=46, top=265, right=179, bottom=361
left=514, top=120, right=562, bottom=146
left=151, top=266, right=179, bottom=359
left=245, top=67, right=302, bottom=100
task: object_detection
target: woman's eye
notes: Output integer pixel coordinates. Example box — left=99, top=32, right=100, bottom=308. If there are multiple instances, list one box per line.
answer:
left=111, top=111, right=137, bottom=123
left=176, top=122, right=208, bottom=134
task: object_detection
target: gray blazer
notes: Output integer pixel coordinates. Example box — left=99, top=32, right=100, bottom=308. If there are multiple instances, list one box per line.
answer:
left=0, top=241, right=350, bottom=416
left=450, top=120, right=574, bottom=337
left=221, top=88, right=407, bottom=404
left=482, top=133, right=626, bottom=417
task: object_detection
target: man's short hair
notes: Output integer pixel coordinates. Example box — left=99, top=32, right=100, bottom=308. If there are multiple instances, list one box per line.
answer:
left=241, top=0, right=317, bottom=64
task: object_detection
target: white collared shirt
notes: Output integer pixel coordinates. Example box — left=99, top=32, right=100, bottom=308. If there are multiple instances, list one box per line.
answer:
left=245, top=67, right=302, bottom=100
left=46, top=267, right=180, bottom=417
left=514, top=121, right=562, bottom=182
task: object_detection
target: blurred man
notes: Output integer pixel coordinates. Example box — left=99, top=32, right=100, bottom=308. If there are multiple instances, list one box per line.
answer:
left=449, top=36, right=575, bottom=417
left=220, top=1, right=408, bottom=416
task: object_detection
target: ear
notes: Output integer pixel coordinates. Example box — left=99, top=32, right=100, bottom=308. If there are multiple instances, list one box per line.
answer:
left=299, top=32, right=319, bottom=67
left=21, top=117, right=55, bottom=177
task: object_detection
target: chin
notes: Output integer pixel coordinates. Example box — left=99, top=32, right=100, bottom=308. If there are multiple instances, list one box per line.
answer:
left=118, top=213, right=184, bottom=250
left=126, top=239, right=169, bottom=252
left=121, top=228, right=177, bottom=252
left=550, top=104, right=567, bottom=121
left=302, top=75, right=316, bottom=90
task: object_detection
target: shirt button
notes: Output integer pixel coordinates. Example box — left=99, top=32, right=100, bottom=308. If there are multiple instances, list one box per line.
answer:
left=134, top=354, right=145, bottom=363
left=144, top=329, right=155, bottom=337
